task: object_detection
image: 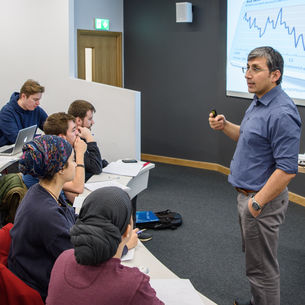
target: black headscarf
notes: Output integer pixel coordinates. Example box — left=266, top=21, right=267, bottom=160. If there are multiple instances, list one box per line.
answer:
left=70, top=187, right=132, bottom=266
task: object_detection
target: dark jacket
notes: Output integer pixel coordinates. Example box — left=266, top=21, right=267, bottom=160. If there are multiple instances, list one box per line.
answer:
left=8, top=184, right=76, bottom=300
left=84, top=141, right=108, bottom=181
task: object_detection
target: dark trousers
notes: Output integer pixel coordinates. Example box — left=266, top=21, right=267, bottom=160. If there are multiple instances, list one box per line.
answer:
left=237, top=188, right=289, bottom=305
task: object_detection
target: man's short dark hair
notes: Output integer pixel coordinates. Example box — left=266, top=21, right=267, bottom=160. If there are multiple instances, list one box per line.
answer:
left=43, top=112, right=75, bottom=136
left=68, top=100, right=96, bottom=120
left=248, top=46, right=284, bottom=85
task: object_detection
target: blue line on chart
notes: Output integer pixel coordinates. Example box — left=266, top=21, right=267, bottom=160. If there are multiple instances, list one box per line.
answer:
left=243, top=7, right=305, bottom=51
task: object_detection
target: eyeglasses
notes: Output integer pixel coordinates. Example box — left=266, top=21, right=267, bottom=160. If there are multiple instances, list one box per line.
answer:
left=242, top=66, right=268, bottom=74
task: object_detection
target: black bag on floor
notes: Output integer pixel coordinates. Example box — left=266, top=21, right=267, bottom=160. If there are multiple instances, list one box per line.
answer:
left=137, top=209, right=182, bottom=230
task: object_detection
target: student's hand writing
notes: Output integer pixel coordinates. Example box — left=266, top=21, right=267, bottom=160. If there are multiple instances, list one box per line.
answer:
left=126, top=228, right=139, bottom=250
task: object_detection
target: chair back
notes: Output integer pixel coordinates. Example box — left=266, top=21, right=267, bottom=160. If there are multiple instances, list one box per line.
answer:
left=0, top=223, right=13, bottom=265
left=0, top=263, right=44, bottom=305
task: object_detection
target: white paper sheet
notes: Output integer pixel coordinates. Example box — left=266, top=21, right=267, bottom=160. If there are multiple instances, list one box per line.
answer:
left=85, top=180, right=130, bottom=192
left=73, top=196, right=86, bottom=211
left=121, top=248, right=135, bottom=261
left=150, top=279, right=205, bottom=305
left=103, top=160, right=146, bottom=177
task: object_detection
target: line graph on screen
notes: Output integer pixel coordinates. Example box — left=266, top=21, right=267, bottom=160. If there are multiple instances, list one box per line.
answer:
left=227, top=0, right=305, bottom=103
left=243, top=8, right=305, bottom=51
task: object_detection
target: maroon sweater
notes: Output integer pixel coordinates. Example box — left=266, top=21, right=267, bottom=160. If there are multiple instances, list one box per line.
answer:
left=46, top=249, right=164, bottom=305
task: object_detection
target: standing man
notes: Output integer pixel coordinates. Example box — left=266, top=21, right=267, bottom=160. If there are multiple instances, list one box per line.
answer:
left=0, top=79, right=47, bottom=146
left=68, top=100, right=107, bottom=181
left=209, top=47, right=301, bottom=305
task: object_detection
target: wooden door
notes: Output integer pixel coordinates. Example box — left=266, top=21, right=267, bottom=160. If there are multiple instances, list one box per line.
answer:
left=77, top=29, right=122, bottom=87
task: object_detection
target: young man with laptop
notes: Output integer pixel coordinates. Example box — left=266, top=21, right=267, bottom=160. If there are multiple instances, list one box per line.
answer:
left=0, top=79, right=48, bottom=147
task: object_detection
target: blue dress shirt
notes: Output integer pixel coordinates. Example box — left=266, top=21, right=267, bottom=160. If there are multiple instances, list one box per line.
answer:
left=228, top=85, right=301, bottom=191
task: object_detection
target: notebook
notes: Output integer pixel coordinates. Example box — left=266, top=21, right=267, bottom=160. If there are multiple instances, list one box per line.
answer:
left=0, top=125, right=37, bottom=156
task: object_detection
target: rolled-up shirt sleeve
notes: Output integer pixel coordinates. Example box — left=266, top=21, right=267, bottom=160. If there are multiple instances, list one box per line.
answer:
left=270, top=112, right=301, bottom=174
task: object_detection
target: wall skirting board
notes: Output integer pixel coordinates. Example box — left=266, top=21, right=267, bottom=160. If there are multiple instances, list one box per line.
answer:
left=141, top=154, right=305, bottom=208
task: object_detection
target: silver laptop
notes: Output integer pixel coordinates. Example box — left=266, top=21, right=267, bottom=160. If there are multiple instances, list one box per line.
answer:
left=0, top=125, right=37, bottom=156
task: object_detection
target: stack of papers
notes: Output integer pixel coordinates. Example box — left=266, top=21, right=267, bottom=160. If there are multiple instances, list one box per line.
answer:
left=103, top=160, right=146, bottom=177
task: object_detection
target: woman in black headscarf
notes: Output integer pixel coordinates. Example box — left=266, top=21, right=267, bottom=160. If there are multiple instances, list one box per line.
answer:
left=46, top=187, right=164, bottom=305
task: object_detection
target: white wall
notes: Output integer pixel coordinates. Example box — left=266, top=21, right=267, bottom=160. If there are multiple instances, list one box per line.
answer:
left=0, top=0, right=140, bottom=161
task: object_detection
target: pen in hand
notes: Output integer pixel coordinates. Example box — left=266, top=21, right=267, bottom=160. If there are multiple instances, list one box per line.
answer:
left=136, top=229, right=145, bottom=235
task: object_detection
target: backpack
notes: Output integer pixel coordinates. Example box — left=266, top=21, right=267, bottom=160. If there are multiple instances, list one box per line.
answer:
left=137, top=209, right=182, bottom=230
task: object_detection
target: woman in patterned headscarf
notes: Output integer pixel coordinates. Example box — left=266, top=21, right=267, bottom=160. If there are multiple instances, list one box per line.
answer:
left=8, top=135, right=77, bottom=302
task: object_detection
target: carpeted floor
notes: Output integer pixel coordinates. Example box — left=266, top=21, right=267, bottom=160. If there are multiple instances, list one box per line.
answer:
left=136, top=162, right=305, bottom=305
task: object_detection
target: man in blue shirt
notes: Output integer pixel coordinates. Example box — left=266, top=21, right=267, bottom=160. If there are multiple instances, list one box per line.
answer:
left=209, top=47, right=301, bottom=305
left=0, top=79, right=48, bottom=147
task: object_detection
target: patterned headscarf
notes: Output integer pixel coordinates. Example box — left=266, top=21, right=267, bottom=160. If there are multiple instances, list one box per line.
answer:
left=19, top=135, right=72, bottom=179
left=70, top=187, right=132, bottom=266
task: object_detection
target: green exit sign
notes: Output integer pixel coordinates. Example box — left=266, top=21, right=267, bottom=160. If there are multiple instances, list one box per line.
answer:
left=95, top=18, right=110, bottom=31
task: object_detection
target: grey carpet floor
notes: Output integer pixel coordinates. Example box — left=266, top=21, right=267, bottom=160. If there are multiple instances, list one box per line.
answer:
left=136, top=162, right=305, bottom=305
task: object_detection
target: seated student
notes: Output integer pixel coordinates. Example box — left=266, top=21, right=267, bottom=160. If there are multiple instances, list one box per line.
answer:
left=68, top=99, right=108, bottom=181
left=0, top=79, right=47, bottom=147
left=22, top=112, right=87, bottom=203
left=46, top=187, right=164, bottom=305
left=8, top=135, right=77, bottom=301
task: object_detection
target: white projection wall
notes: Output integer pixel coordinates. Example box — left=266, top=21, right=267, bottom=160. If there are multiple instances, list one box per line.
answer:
left=227, top=0, right=305, bottom=105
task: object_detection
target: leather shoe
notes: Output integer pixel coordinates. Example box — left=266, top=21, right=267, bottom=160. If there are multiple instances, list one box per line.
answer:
left=234, top=299, right=253, bottom=305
